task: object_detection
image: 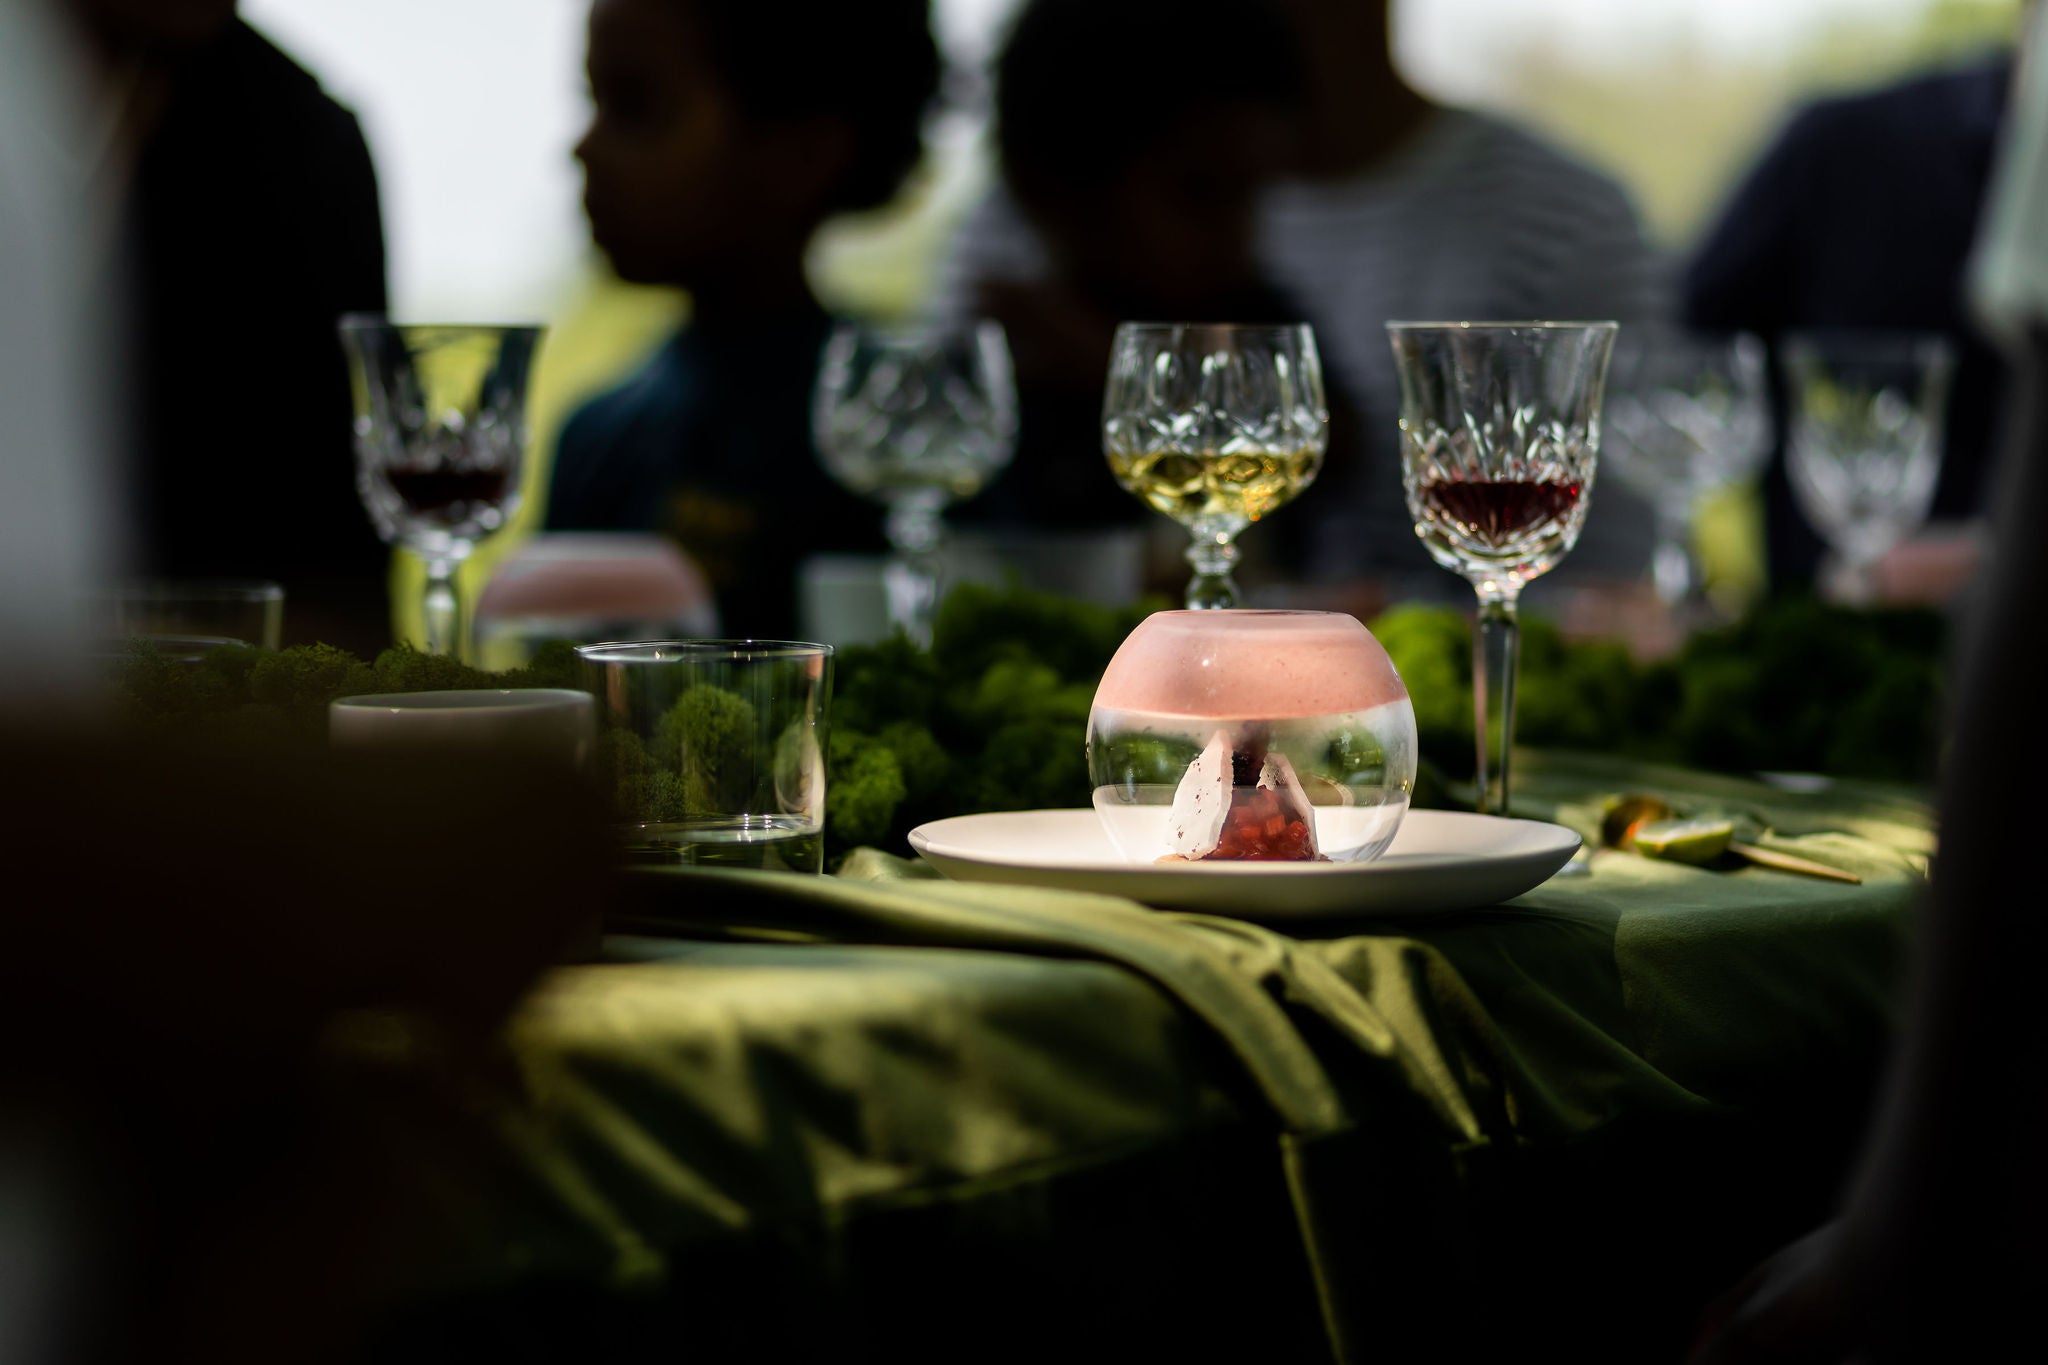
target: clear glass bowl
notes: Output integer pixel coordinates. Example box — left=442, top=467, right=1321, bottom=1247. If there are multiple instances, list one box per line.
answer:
left=1087, top=611, right=1417, bottom=864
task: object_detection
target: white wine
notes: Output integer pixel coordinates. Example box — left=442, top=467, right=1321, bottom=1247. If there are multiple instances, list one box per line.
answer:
left=1105, top=445, right=1322, bottom=524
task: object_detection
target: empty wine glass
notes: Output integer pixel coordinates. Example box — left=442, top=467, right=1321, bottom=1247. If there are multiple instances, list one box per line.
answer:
left=1387, top=321, right=1617, bottom=816
left=1602, top=328, right=1769, bottom=609
left=1101, top=323, right=1328, bottom=609
left=339, top=318, right=544, bottom=658
left=811, top=322, right=1017, bottom=648
left=1781, top=329, right=1953, bottom=602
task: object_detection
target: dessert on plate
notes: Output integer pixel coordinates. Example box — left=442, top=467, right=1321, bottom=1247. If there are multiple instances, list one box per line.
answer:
left=1088, top=610, right=1417, bottom=865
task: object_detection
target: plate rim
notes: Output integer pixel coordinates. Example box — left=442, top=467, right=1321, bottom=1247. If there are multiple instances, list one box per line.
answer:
left=906, top=807, right=1581, bottom=917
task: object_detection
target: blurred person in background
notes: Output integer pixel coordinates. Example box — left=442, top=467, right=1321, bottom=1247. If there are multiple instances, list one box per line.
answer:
left=65, top=0, right=394, bottom=655
left=1683, top=44, right=2017, bottom=604
left=963, top=0, right=1359, bottom=575
left=933, top=0, right=1664, bottom=612
left=545, top=0, right=940, bottom=639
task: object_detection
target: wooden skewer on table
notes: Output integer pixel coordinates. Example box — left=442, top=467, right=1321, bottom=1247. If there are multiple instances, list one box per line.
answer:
left=1728, top=842, right=1862, bottom=884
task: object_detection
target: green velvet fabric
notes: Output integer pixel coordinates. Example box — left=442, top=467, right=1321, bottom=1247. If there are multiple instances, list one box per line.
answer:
left=360, top=752, right=1929, bottom=1364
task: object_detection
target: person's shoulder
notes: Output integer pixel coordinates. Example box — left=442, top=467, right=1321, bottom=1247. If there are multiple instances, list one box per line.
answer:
left=1452, top=109, right=1629, bottom=199
left=1439, top=109, right=1645, bottom=243
left=204, top=22, right=332, bottom=104
left=203, top=20, right=371, bottom=142
left=559, top=335, right=696, bottom=455
left=1780, top=56, right=2012, bottom=151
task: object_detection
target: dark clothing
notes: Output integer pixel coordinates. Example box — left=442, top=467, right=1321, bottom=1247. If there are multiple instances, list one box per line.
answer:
left=545, top=303, right=884, bottom=639
left=120, top=19, right=391, bottom=654
left=1683, top=58, right=2011, bottom=589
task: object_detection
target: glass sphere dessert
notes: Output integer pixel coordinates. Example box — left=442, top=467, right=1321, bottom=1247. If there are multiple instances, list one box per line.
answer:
left=1088, top=610, right=1417, bottom=864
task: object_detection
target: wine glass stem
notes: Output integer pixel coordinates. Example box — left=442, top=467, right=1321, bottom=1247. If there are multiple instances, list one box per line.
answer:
left=1473, top=589, right=1521, bottom=816
left=422, top=557, right=463, bottom=659
left=884, top=494, right=946, bottom=649
left=1185, top=517, right=1242, bottom=610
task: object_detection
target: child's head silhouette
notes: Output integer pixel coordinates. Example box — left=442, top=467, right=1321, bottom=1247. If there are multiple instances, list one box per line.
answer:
left=576, top=0, right=939, bottom=293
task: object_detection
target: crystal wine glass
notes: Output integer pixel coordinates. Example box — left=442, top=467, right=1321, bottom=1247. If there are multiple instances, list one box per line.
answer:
left=1602, top=327, right=1769, bottom=610
left=1101, top=322, right=1328, bottom=609
left=1781, top=329, right=1953, bottom=603
left=339, top=318, right=543, bottom=658
left=811, top=322, right=1017, bottom=648
left=1387, top=321, right=1617, bottom=815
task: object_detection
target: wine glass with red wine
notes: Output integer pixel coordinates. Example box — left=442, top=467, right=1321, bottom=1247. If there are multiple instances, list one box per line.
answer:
left=339, top=318, right=544, bottom=657
left=1386, top=321, right=1617, bottom=814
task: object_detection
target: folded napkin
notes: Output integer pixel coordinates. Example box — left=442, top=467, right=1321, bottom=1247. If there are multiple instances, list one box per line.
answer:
left=621, top=856, right=1505, bottom=1364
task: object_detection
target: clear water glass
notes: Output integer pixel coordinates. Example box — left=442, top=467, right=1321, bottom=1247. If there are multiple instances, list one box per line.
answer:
left=1781, top=330, right=1953, bottom=600
left=1101, top=322, right=1328, bottom=610
left=576, top=640, right=832, bottom=872
left=812, top=322, right=1016, bottom=648
left=104, top=579, right=283, bottom=649
left=1387, top=320, right=1617, bottom=815
left=1602, top=328, right=1769, bottom=608
left=339, top=318, right=545, bottom=658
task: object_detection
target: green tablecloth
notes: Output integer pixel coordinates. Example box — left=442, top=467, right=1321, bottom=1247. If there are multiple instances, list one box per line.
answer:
left=359, top=752, right=1929, bottom=1364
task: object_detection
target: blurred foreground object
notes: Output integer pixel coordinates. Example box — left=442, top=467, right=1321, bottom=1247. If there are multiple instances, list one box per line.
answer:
left=0, top=730, right=610, bottom=1365
left=67, top=1, right=393, bottom=654
left=1686, top=11, right=2048, bottom=1361
left=340, top=319, right=545, bottom=660
left=473, top=533, right=717, bottom=671
left=0, top=0, right=109, bottom=707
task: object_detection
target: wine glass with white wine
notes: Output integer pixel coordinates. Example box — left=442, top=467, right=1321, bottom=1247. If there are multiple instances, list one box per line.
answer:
left=1101, top=323, right=1328, bottom=610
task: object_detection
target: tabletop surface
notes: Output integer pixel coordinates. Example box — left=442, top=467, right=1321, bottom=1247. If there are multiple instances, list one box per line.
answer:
left=353, top=750, right=1931, bottom=1363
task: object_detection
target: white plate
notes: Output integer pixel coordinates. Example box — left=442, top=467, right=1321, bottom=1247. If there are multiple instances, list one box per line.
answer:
left=908, top=809, right=1582, bottom=919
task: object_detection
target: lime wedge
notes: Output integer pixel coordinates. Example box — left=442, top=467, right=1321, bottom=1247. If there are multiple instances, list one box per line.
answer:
left=1631, top=817, right=1735, bottom=866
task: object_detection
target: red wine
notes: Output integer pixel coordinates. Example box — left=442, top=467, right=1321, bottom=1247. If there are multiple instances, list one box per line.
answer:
left=383, top=467, right=510, bottom=524
left=1421, top=477, right=1581, bottom=549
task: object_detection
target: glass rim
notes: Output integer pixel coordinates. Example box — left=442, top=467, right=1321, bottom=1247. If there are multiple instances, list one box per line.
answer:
left=575, top=639, right=835, bottom=664
left=338, top=312, right=546, bottom=335
left=1385, top=320, right=1620, bottom=331
left=1112, top=320, right=1316, bottom=337
left=95, top=633, right=246, bottom=658
left=330, top=687, right=594, bottom=712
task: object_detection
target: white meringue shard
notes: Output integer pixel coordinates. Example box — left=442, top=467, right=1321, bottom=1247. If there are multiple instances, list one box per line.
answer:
left=1167, top=729, right=1234, bottom=859
left=1256, top=751, right=1321, bottom=857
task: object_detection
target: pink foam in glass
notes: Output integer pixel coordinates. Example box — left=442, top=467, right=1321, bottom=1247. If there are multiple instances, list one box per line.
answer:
left=1088, top=610, right=1418, bottom=865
